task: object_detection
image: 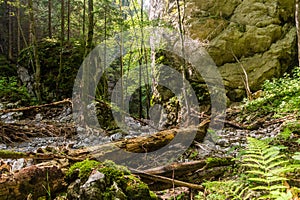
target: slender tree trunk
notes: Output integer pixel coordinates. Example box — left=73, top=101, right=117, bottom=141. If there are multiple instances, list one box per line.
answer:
left=67, top=0, right=71, bottom=42
left=176, top=0, right=190, bottom=125
left=103, top=6, right=108, bottom=100
left=61, top=0, right=65, bottom=43
left=82, top=0, right=86, bottom=54
left=8, top=2, right=13, bottom=59
left=16, top=0, right=28, bottom=49
left=28, top=1, right=32, bottom=44
left=48, top=0, right=52, bottom=38
left=296, top=0, right=300, bottom=66
left=140, top=0, right=150, bottom=119
left=119, top=0, right=125, bottom=120
left=81, top=0, right=93, bottom=129
left=28, top=0, right=42, bottom=103
left=86, top=0, right=94, bottom=54
left=57, top=0, right=65, bottom=96
left=17, top=0, right=21, bottom=53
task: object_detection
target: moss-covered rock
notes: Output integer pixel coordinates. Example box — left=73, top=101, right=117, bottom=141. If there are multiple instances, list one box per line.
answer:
left=66, top=160, right=157, bottom=200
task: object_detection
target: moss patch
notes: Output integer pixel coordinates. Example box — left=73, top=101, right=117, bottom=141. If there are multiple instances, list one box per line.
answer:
left=66, top=159, right=157, bottom=199
left=66, top=159, right=100, bottom=182
left=0, top=150, right=27, bottom=159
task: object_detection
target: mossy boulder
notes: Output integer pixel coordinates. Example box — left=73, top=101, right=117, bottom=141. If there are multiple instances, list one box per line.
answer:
left=66, top=160, right=157, bottom=200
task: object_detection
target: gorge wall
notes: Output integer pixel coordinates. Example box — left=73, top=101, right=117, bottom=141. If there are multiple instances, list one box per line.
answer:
left=149, top=0, right=297, bottom=101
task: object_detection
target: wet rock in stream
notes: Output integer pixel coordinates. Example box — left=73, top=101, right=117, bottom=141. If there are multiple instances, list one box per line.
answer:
left=194, top=123, right=282, bottom=159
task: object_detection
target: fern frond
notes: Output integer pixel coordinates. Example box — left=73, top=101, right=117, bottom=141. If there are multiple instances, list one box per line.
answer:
left=243, top=154, right=265, bottom=160
left=268, top=167, right=293, bottom=176
left=251, top=185, right=287, bottom=191
left=242, top=162, right=263, bottom=169
left=248, top=177, right=272, bottom=183
left=265, top=158, right=288, bottom=169
left=245, top=170, right=265, bottom=176
left=262, top=148, right=280, bottom=157
left=241, top=137, right=292, bottom=199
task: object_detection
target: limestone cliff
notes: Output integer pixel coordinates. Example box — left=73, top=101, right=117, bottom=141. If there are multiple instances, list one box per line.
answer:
left=149, top=0, right=297, bottom=101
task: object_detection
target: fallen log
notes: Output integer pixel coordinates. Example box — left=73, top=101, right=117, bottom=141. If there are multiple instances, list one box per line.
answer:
left=0, top=99, right=72, bottom=114
left=134, top=157, right=234, bottom=190
left=0, top=160, right=67, bottom=200
left=68, top=123, right=208, bottom=168
left=0, top=121, right=208, bottom=165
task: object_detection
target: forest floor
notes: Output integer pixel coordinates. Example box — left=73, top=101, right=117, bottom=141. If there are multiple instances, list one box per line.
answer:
left=0, top=99, right=299, bottom=199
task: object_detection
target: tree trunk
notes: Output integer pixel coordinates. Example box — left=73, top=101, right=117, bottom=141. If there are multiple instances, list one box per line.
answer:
left=68, top=123, right=208, bottom=168
left=82, top=0, right=86, bottom=54
left=176, top=0, right=191, bottom=124
left=67, top=0, right=71, bottom=42
left=119, top=0, right=125, bottom=121
left=296, top=0, right=300, bottom=66
left=17, top=0, right=21, bottom=54
left=86, top=0, right=93, bottom=54
left=48, top=0, right=52, bottom=38
left=28, top=0, right=42, bottom=103
left=28, top=1, right=32, bottom=44
left=8, top=1, right=13, bottom=60
left=57, top=0, right=65, bottom=95
left=16, top=0, right=28, bottom=49
left=60, top=0, right=65, bottom=43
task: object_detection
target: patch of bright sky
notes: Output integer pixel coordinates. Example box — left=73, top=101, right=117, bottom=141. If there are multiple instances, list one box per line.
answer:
left=138, top=0, right=151, bottom=11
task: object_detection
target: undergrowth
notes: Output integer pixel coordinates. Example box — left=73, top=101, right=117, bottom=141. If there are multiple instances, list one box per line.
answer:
left=0, top=76, right=32, bottom=104
left=243, top=68, right=300, bottom=118
left=197, top=137, right=300, bottom=200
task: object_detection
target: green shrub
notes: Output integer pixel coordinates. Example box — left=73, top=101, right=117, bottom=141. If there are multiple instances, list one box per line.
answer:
left=0, top=76, right=32, bottom=104
left=243, top=68, right=300, bottom=118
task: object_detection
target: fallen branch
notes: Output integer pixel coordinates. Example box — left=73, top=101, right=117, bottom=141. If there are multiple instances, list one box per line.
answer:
left=0, top=99, right=72, bottom=114
left=132, top=169, right=204, bottom=191
left=0, top=121, right=76, bottom=143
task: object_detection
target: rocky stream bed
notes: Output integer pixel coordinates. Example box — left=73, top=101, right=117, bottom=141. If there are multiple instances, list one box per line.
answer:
left=0, top=101, right=285, bottom=170
left=0, top=101, right=292, bottom=199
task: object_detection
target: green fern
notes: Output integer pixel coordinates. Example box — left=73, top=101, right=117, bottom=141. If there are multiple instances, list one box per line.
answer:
left=202, top=180, right=253, bottom=200
left=241, top=137, right=293, bottom=199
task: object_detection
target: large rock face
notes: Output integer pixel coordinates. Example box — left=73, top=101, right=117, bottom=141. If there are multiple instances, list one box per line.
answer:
left=149, top=0, right=297, bottom=101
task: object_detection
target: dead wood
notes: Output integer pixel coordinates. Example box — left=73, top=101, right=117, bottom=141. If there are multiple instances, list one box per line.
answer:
left=0, top=160, right=66, bottom=200
left=0, top=121, right=230, bottom=197
left=68, top=124, right=208, bottom=168
left=132, top=169, right=204, bottom=191
left=0, top=99, right=72, bottom=114
left=134, top=157, right=234, bottom=190
left=0, top=121, right=76, bottom=143
left=192, top=108, right=278, bottom=130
